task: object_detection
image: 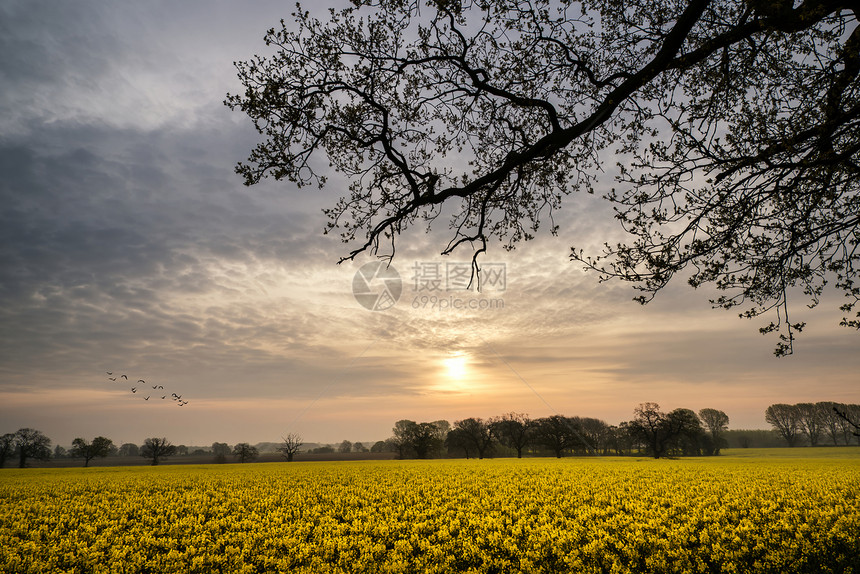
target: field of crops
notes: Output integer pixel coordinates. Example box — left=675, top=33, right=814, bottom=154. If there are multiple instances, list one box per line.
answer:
left=2, top=449, right=859, bottom=573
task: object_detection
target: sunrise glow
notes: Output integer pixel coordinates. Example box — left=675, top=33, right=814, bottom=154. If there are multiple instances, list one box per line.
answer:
left=443, top=354, right=469, bottom=381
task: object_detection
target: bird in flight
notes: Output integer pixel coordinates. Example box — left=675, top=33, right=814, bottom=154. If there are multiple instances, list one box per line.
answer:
left=107, top=370, right=188, bottom=406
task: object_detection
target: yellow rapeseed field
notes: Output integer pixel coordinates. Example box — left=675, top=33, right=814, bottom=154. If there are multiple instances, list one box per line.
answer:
left=1, top=451, right=859, bottom=573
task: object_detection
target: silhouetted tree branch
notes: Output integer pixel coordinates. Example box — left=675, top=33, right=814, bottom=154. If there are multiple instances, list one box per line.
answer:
left=229, top=0, right=860, bottom=354
left=834, top=405, right=860, bottom=437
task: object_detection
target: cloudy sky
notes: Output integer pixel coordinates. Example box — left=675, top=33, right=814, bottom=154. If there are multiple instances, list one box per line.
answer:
left=1, top=0, right=857, bottom=449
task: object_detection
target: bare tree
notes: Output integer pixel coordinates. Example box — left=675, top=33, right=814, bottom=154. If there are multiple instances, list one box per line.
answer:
left=140, top=438, right=176, bottom=466
left=279, top=433, right=303, bottom=462
left=70, top=437, right=115, bottom=467
left=229, top=0, right=860, bottom=354
left=765, top=404, right=802, bottom=447
left=817, top=402, right=843, bottom=445
left=796, top=403, right=825, bottom=446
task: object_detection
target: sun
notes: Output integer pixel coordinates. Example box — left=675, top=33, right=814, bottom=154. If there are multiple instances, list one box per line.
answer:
left=442, top=354, right=468, bottom=381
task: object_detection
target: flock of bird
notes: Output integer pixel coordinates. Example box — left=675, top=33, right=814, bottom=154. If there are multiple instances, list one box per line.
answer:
left=106, top=372, right=189, bottom=406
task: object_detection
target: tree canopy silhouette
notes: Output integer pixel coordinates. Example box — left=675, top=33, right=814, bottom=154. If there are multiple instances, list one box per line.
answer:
left=228, top=0, right=860, bottom=354
left=140, top=438, right=176, bottom=466
left=70, top=437, right=115, bottom=467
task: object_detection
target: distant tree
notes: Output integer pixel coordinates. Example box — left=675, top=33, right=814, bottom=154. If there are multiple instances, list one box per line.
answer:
left=70, top=437, right=115, bottom=467
left=176, top=445, right=189, bottom=456
left=490, top=413, right=534, bottom=458
left=614, top=422, right=639, bottom=455
left=627, top=403, right=670, bottom=458
left=392, top=420, right=448, bottom=459
left=211, top=442, right=231, bottom=463
left=603, top=425, right=624, bottom=455
left=118, top=443, right=139, bottom=457
left=370, top=440, right=393, bottom=453
left=723, top=429, right=785, bottom=449
left=665, top=409, right=709, bottom=456
left=140, top=438, right=176, bottom=466
left=444, top=428, right=474, bottom=459
left=390, top=420, right=414, bottom=458
left=0, top=433, right=15, bottom=468
left=765, top=404, right=802, bottom=447
left=14, top=428, right=52, bottom=468
left=626, top=403, right=701, bottom=458
left=54, top=445, right=67, bottom=459
left=575, top=417, right=610, bottom=455
left=698, top=408, right=730, bottom=454
left=279, top=433, right=303, bottom=462
left=353, top=442, right=369, bottom=453
left=233, top=443, right=259, bottom=463
left=795, top=403, right=824, bottom=446
left=452, top=418, right=495, bottom=459
left=338, top=440, right=353, bottom=454
left=534, top=415, right=581, bottom=458
left=311, top=445, right=335, bottom=454
left=817, top=402, right=843, bottom=445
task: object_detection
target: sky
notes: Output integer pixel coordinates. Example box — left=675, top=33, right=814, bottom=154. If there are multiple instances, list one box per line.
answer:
left=1, top=0, right=858, bottom=449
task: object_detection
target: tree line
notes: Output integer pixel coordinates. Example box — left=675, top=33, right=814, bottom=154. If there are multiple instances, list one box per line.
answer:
left=0, top=430, right=276, bottom=468
left=368, top=404, right=732, bottom=460
left=765, top=403, right=860, bottom=447
left=5, top=403, right=858, bottom=467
